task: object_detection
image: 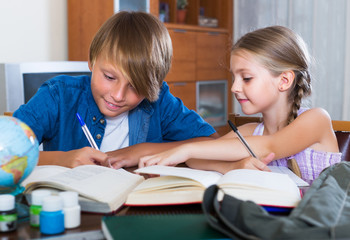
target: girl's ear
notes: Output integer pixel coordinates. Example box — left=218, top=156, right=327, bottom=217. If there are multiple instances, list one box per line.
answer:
left=278, top=70, right=295, bottom=92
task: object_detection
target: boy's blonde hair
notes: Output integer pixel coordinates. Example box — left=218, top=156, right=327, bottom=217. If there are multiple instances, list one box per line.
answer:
left=232, top=26, right=312, bottom=124
left=89, top=11, right=172, bottom=102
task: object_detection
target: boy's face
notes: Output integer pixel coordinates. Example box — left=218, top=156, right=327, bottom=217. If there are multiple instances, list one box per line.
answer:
left=89, top=56, right=145, bottom=118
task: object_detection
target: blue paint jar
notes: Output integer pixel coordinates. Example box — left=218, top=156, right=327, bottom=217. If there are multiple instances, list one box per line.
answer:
left=39, top=195, right=64, bottom=235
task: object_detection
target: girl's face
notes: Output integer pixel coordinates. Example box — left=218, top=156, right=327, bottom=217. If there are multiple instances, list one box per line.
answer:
left=230, top=50, right=281, bottom=115
left=89, top=56, right=145, bottom=118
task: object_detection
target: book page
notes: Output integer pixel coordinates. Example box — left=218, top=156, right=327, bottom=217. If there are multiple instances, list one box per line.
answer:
left=132, top=176, right=204, bottom=192
left=24, top=165, right=144, bottom=209
left=217, top=169, right=301, bottom=207
left=126, top=177, right=205, bottom=205
left=269, top=166, right=309, bottom=187
left=218, top=169, right=300, bottom=196
left=220, top=187, right=300, bottom=207
left=21, top=165, right=70, bottom=187
left=135, top=166, right=222, bottom=187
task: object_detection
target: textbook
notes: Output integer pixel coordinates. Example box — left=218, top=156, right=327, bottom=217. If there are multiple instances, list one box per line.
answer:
left=101, top=214, right=228, bottom=240
left=21, top=165, right=144, bottom=214
left=125, top=165, right=307, bottom=208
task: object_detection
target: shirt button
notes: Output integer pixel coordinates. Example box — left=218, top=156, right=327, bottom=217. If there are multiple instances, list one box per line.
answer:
left=93, top=116, right=96, bottom=121
left=100, top=119, right=105, bottom=124
left=96, top=134, right=102, bottom=140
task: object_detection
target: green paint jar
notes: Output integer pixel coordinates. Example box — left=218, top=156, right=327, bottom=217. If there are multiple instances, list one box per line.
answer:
left=0, top=194, right=17, bottom=232
left=30, top=190, right=51, bottom=227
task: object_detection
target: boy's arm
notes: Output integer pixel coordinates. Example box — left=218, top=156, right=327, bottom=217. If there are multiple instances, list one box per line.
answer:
left=106, top=133, right=219, bottom=169
left=38, top=148, right=108, bottom=168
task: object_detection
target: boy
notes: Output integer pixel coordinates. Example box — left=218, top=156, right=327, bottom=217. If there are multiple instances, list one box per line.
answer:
left=14, top=11, right=218, bottom=168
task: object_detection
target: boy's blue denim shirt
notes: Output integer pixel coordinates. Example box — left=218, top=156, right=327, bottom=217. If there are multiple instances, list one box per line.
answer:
left=14, top=75, right=216, bottom=151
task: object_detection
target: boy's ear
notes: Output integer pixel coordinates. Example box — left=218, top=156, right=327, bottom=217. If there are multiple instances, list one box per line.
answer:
left=88, top=60, right=93, bottom=72
left=278, top=70, right=295, bottom=92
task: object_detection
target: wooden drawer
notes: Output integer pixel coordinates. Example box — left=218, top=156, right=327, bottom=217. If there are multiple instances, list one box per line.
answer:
left=167, top=82, right=196, bottom=111
left=196, top=32, right=229, bottom=80
left=165, top=29, right=196, bottom=82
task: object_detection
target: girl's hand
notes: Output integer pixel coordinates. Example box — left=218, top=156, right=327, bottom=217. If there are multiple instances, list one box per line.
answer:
left=138, top=145, right=190, bottom=168
left=234, top=152, right=275, bottom=172
left=64, top=147, right=108, bottom=168
left=106, top=143, right=155, bottom=169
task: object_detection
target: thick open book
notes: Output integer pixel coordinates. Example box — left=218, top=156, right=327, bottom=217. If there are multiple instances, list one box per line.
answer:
left=21, top=165, right=144, bottom=214
left=126, top=165, right=307, bottom=209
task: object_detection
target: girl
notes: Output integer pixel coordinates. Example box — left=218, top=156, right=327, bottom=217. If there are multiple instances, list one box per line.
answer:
left=139, top=26, right=341, bottom=184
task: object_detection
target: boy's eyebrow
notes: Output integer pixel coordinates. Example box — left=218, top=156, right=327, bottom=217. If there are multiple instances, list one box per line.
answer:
left=101, top=65, right=121, bottom=77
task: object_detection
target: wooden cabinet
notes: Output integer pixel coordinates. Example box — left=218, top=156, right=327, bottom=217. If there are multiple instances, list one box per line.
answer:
left=166, top=29, right=196, bottom=82
left=196, top=32, right=229, bottom=81
left=67, top=0, right=233, bottom=135
left=67, top=0, right=114, bottom=61
left=164, top=26, right=232, bottom=136
left=168, top=82, right=196, bottom=110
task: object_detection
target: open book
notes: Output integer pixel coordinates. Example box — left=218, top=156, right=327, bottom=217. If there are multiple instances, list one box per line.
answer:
left=21, top=165, right=144, bottom=214
left=126, top=165, right=307, bottom=209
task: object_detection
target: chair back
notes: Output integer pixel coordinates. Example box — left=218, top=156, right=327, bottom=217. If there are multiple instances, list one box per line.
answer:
left=332, top=121, right=350, bottom=162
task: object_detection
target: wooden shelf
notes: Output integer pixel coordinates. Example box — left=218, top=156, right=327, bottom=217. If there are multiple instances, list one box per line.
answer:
left=160, top=0, right=232, bottom=30
left=164, top=23, right=228, bottom=33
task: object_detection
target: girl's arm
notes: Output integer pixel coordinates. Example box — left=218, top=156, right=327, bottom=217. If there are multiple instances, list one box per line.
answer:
left=186, top=152, right=275, bottom=174
left=107, top=133, right=219, bottom=169
left=139, top=108, right=338, bottom=167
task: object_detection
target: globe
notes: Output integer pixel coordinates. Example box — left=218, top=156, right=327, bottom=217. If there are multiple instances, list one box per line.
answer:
left=0, top=116, right=39, bottom=195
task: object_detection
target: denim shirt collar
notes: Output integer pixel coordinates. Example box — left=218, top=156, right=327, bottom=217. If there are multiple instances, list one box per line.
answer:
left=85, top=83, right=104, bottom=125
left=129, top=99, right=154, bottom=145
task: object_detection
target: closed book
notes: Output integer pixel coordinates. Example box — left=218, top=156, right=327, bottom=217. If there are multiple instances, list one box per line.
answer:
left=101, top=214, right=228, bottom=240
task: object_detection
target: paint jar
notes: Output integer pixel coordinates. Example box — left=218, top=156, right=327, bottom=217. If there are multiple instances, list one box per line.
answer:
left=29, top=189, right=51, bottom=227
left=40, top=195, right=64, bottom=235
left=59, top=191, right=81, bottom=229
left=0, top=194, right=17, bottom=232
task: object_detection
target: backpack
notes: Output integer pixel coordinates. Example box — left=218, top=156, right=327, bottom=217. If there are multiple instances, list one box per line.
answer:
left=202, top=161, right=350, bottom=240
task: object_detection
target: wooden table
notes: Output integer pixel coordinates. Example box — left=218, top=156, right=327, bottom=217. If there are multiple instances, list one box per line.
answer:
left=2, top=203, right=203, bottom=239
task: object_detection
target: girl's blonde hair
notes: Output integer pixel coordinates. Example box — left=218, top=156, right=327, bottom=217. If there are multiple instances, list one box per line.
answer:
left=232, top=26, right=312, bottom=124
left=89, top=11, right=172, bottom=102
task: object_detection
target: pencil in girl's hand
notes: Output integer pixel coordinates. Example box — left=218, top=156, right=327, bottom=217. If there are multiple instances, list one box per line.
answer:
left=227, top=120, right=258, bottom=159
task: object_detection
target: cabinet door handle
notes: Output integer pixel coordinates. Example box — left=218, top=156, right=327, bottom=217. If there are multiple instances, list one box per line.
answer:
left=173, top=82, right=187, bottom=86
left=208, top=32, right=220, bottom=36
left=173, top=29, right=187, bottom=33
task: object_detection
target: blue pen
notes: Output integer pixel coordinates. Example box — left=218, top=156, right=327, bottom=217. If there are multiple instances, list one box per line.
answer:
left=76, top=113, right=99, bottom=150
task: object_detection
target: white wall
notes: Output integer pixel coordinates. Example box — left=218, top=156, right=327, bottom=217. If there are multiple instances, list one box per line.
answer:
left=0, top=0, right=67, bottom=63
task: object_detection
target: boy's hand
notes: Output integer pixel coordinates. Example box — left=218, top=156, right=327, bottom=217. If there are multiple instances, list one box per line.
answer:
left=64, top=147, right=108, bottom=168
